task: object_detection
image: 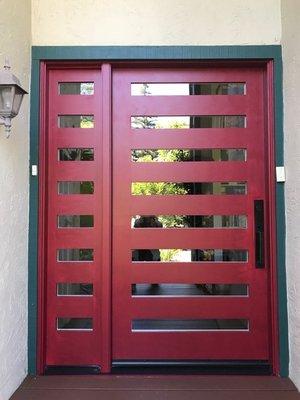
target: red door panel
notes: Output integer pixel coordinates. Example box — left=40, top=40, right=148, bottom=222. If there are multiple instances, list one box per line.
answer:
left=112, top=67, right=270, bottom=361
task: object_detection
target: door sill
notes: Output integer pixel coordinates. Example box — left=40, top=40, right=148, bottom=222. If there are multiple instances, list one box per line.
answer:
left=112, top=360, right=272, bottom=375
left=45, top=365, right=101, bottom=375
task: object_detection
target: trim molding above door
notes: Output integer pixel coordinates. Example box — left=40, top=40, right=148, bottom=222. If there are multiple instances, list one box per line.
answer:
left=28, top=45, right=287, bottom=377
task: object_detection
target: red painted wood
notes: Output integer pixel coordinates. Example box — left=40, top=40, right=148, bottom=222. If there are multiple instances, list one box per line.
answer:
left=39, top=62, right=277, bottom=372
left=131, top=264, right=251, bottom=283
left=112, top=66, right=270, bottom=361
left=130, top=195, right=248, bottom=215
left=45, top=68, right=104, bottom=367
left=131, top=130, right=250, bottom=149
left=99, top=64, right=113, bottom=373
left=130, top=228, right=248, bottom=248
left=131, top=162, right=248, bottom=181
left=129, top=95, right=247, bottom=114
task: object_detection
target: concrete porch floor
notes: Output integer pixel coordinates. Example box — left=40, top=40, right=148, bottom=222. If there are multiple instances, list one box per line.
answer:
left=10, top=375, right=300, bottom=400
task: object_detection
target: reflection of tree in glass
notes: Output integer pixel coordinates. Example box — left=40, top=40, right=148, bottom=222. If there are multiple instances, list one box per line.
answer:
left=140, top=83, right=151, bottom=95
left=156, top=120, right=189, bottom=129
left=80, top=116, right=94, bottom=128
left=132, top=181, right=187, bottom=196
left=80, top=181, right=94, bottom=194
left=160, top=249, right=181, bottom=262
left=81, top=83, right=94, bottom=95
left=60, top=148, right=94, bottom=161
left=131, top=116, right=157, bottom=129
left=132, top=84, right=156, bottom=129
left=131, top=149, right=158, bottom=162
left=132, top=144, right=191, bottom=228
left=79, top=249, right=93, bottom=261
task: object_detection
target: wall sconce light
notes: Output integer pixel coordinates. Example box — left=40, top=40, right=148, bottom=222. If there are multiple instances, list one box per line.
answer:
left=0, top=60, right=28, bottom=138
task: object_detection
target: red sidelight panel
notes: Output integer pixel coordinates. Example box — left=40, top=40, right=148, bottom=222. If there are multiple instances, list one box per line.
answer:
left=45, top=68, right=105, bottom=367
left=112, top=67, right=270, bottom=361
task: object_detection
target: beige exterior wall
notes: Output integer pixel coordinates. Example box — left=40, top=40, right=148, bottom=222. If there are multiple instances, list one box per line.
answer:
left=32, top=0, right=281, bottom=45
left=0, top=1, right=31, bottom=399
left=282, top=0, right=300, bottom=390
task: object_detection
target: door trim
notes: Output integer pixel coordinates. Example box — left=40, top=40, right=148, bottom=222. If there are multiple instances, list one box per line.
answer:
left=28, top=46, right=287, bottom=376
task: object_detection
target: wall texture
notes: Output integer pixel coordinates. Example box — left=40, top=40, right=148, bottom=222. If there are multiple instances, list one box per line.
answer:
left=282, top=0, right=300, bottom=390
left=0, top=1, right=31, bottom=399
left=32, top=0, right=281, bottom=45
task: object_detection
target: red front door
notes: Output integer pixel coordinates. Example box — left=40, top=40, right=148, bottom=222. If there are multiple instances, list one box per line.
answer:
left=41, top=63, right=273, bottom=372
left=112, top=67, right=270, bottom=362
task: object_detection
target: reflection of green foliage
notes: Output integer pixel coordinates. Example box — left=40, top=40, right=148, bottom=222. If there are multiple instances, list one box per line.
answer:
left=61, top=148, right=94, bottom=161
left=158, top=215, right=187, bottom=228
left=131, top=117, right=194, bottom=229
left=156, top=120, right=189, bottom=129
left=160, top=249, right=181, bottom=262
left=132, top=182, right=187, bottom=196
left=79, top=249, right=93, bottom=261
left=132, top=116, right=156, bottom=129
left=132, top=147, right=190, bottom=227
left=81, top=148, right=94, bottom=160
left=81, top=83, right=94, bottom=95
left=132, top=149, right=158, bottom=161
left=134, top=149, right=192, bottom=163
left=80, top=116, right=94, bottom=128
left=80, top=181, right=94, bottom=194
left=80, top=215, right=94, bottom=227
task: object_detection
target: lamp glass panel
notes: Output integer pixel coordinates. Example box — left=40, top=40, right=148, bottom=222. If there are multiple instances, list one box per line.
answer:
left=0, top=86, right=14, bottom=115
left=12, top=87, right=24, bottom=116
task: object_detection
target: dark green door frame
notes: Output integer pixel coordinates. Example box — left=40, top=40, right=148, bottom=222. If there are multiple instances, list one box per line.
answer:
left=28, top=45, right=288, bottom=376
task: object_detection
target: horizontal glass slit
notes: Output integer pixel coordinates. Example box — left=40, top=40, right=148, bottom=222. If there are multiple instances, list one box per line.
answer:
left=59, top=82, right=94, bottom=95
left=132, top=215, right=247, bottom=229
left=59, top=148, right=94, bottom=161
left=57, top=283, right=93, bottom=296
left=57, top=317, right=93, bottom=330
left=58, top=115, right=94, bottom=128
left=132, top=149, right=246, bottom=162
left=132, top=182, right=247, bottom=195
left=131, top=83, right=245, bottom=96
left=132, top=249, right=248, bottom=262
left=132, top=284, right=248, bottom=296
left=132, top=319, right=249, bottom=331
left=58, top=181, right=94, bottom=194
left=131, top=116, right=246, bottom=129
left=57, top=249, right=94, bottom=262
left=58, top=215, right=94, bottom=228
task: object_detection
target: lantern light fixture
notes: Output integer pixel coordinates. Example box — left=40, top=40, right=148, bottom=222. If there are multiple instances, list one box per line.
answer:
left=0, top=60, right=28, bottom=138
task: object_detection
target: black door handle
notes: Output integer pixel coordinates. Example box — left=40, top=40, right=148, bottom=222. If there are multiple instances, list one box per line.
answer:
left=254, top=200, right=264, bottom=268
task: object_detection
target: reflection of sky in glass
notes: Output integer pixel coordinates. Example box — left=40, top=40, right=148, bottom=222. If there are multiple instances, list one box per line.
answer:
left=131, top=83, right=245, bottom=96
left=131, top=83, right=190, bottom=96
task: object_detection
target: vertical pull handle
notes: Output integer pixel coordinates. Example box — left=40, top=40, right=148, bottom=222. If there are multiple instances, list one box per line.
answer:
left=254, top=200, right=264, bottom=268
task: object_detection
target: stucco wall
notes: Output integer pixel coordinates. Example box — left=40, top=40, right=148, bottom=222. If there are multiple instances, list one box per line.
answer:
left=32, top=0, right=281, bottom=45
left=0, top=1, right=30, bottom=399
left=282, top=0, right=300, bottom=390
